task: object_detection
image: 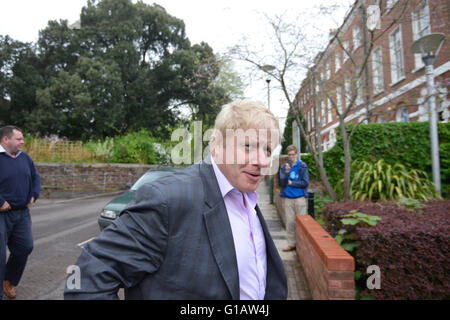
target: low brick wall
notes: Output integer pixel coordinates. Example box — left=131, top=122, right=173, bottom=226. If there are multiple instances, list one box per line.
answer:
left=36, top=162, right=155, bottom=192
left=270, top=154, right=355, bottom=299
left=296, top=215, right=355, bottom=300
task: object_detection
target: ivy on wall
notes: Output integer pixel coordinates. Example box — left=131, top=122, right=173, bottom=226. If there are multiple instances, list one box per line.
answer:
left=300, top=121, right=450, bottom=199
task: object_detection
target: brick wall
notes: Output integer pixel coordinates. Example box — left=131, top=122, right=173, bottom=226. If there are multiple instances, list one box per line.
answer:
left=271, top=162, right=356, bottom=299
left=36, top=162, right=156, bottom=192
left=296, top=215, right=355, bottom=300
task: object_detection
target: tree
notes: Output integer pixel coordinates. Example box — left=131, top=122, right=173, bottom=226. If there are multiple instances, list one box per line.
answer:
left=230, top=9, right=345, bottom=201
left=1, top=0, right=244, bottom=140
left=231, top=0, right=448, bottom=201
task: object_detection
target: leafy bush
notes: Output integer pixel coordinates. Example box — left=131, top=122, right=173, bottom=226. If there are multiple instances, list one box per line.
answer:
left=85, top=137, right=115, bottom=162
left=348, top=159, right=438, bottom=201
left=111, top=129, right=160, bottom=164
left=322, top=200, right=450, bottom=300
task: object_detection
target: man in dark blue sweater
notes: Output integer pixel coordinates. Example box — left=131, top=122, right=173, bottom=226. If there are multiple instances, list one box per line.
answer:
left=0, top=125, right=41, bottom=299
left=279, top=145, right=309, bottom=252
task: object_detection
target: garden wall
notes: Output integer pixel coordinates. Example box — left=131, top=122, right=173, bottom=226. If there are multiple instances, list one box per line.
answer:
left=36, top=162, right=155, bottom=192
left=296, top=215, right=355, bottom=299
left=271, top=155, right=355, bottom=299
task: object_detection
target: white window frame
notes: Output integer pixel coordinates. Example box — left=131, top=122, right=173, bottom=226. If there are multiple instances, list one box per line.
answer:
left=396, top=107, right=409, bottom=122
left=335, top=51, right=341, bottom=71
left=412, top=0, right=431, bottom=71
left=321, top=100, right=326, bottom=124
left=372, top=46, right=384, bottom=94
left=326, top=62, right=331, bottom=79
left=389, top=25, right=405, bottom=85
left=336, top=86, right=343, bottom=114
left=356, top=78, right=363, bottom=106
left=342, top=40, right=350, bottom=62
left=345, top=78, right=351, bottom=107
left=353, top=25, right=361, bottom=52
left=386, top=0, right=398, bottom=10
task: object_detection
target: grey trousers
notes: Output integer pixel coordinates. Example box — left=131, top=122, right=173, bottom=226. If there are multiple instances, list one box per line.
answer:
left=283, top=197, right=307, bottom=247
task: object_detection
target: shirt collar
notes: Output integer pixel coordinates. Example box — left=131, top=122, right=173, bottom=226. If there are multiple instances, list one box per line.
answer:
left=0, top=144, right=22, bottom=158
left=210, top=154, right=235, bottom=198
left=210, top=155, right=258, bottom=207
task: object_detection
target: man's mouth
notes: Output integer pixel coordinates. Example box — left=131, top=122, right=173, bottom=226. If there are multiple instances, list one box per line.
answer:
left=244, top=171, right=261, bottom=181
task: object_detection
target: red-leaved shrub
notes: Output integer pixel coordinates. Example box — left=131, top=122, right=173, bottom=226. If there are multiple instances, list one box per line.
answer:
left=322, top=200, right=450, bottom=300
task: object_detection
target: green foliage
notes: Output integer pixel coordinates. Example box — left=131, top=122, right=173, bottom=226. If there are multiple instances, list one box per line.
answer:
left=348, top=159, right=438, bottom=201
left=313, top=193, right=333, bottom=227
left=282, top=113, right=307, bottom=154
left=334, top=210, right=381, bottom=253
left=301, top=122, right=450, bottom=199
left=395, top=197, right=426, bottom=213
left=111, top=129, right=160, bottom=164
left=1, top=0, right=245, bottom=140
left=85, top=137, right=115, bottom=163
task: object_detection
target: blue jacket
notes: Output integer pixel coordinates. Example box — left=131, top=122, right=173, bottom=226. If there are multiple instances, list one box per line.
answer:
left=279, top=159, right=309, bottom=198
left=0, top=150, right=41, bottom=209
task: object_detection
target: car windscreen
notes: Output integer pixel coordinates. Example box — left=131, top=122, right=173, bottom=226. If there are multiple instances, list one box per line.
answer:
left=131, top=171, right=172, bottom=191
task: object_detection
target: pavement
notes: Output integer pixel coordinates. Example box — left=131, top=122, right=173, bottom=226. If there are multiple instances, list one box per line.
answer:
left=256, top=179, right=312, bottom=300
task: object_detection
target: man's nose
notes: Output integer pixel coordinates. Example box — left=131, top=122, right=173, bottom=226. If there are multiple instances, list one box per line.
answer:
left=254, top=148, right=271, bottom=168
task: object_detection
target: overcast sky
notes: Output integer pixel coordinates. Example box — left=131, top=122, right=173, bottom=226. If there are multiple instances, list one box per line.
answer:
left=0, top=0, right=353, bottom=126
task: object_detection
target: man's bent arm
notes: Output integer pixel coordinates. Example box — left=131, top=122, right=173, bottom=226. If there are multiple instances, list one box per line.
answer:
left=64, top=184, right=169, bottom=299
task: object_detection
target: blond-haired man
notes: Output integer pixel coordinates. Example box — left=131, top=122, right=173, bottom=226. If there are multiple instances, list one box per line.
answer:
left=65, top=100, right=287, bottom=300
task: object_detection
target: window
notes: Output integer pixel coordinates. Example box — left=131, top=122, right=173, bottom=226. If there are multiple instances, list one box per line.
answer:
left=336, top=86, right=343, bottom=114
left=345, top=78, right=351, bottom=107
left=378, top=116, right=387, bottom=123
left=356, top=78, right=363, bottom=106
left=327, top=98, right=333, bottom=123
left=326, top=62, right=331, bottom=79
left=335, top=51, right=341, bottom=71
left=372, top=46, right=384, bottom=94
left=412, top=1, right=431, bottom=70
left=353, top=25, right=361, bottom=52
left=396, top=107, right=409, bottom=122
left=343, top=40, right=350, bottom=62
left=386, top=0, right=398, bottom=9
left=389, top=25, right=405, bottom=84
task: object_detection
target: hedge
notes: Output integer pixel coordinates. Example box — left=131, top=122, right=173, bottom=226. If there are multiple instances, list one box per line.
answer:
left=300, top=121, right=450, bottom=199
left=322, top=200, right=450, bottom=300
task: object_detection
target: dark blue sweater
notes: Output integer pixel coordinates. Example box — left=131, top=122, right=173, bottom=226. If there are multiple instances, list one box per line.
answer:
left=0, top=151, right=41, bottom=209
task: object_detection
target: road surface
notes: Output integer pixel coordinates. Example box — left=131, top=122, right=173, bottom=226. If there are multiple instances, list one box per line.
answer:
left=5, top=195, right=117, bottom=300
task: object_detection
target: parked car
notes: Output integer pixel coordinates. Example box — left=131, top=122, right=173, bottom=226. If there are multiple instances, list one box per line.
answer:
left=98, top=167, right=180, bottom=231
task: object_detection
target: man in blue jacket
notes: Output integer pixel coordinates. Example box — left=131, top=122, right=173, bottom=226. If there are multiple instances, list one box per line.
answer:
left=0, top=126, right=41, bottom=299
left=279, top=145, right=309, bottom=252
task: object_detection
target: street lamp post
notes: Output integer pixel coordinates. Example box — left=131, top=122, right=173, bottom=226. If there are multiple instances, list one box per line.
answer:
left=411, top=33, right=445, bottom=197
left=261, top=64, right=276, bottom=111
left=266, top=79, right=271, bottom=111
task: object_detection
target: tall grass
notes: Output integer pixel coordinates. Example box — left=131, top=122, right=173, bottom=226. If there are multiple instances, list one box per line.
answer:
left=24, top=137, right=96, bottom=163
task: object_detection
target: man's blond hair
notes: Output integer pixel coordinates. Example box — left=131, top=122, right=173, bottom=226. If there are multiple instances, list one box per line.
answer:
left=212, top=100, right=280, bottom=144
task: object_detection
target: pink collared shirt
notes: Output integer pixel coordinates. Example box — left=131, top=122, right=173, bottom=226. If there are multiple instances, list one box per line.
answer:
left=210, top=156, right=267, bottom=300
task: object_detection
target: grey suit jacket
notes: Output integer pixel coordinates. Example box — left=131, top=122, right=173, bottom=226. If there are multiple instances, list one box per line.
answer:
left=64, top=160, right=287, bottom=300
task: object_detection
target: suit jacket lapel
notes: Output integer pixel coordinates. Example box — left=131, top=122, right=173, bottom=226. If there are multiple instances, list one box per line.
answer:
left=199, top=161, right=240, bottom=300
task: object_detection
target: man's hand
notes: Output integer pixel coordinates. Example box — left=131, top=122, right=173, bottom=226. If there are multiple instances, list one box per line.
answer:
left=0, top=200, right=11, bottom=212
left=285, top=163, right=291, bottom=173
left=288, top=180, right=292, bottom=186
left=27, top=197, right=35, bottom=208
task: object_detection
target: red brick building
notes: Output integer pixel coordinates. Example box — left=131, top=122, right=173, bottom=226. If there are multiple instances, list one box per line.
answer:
left=295, top=0, right=449, bottom=152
